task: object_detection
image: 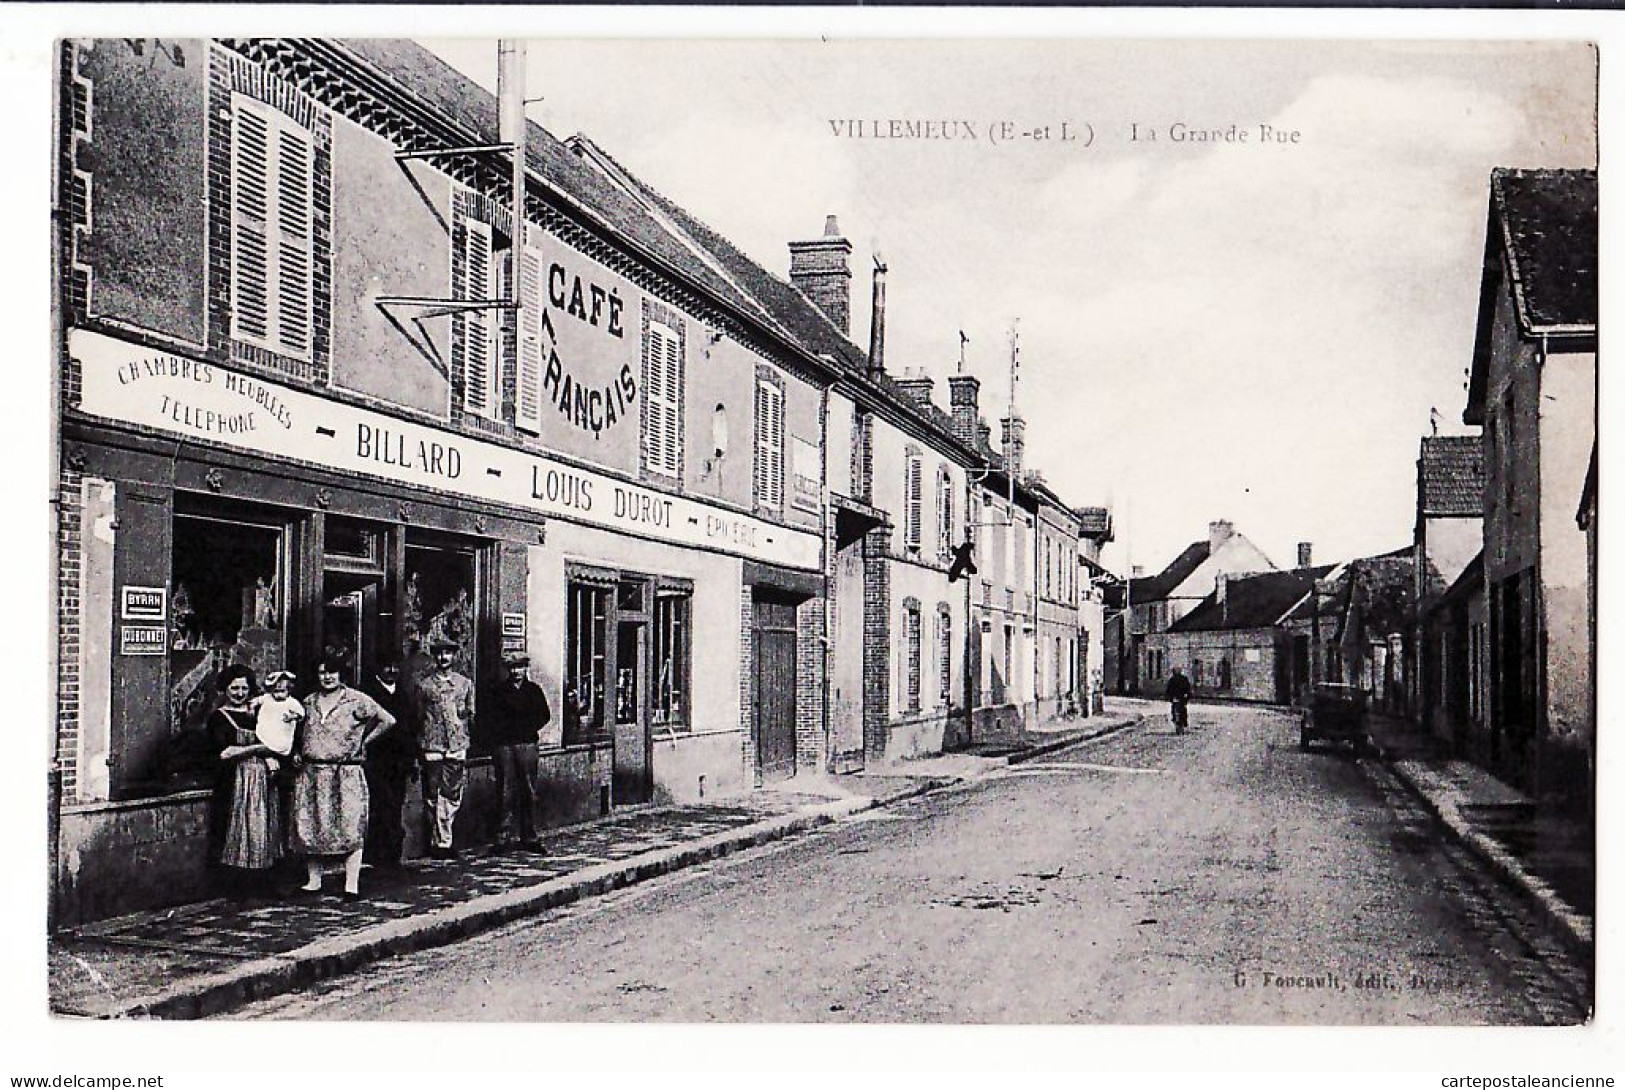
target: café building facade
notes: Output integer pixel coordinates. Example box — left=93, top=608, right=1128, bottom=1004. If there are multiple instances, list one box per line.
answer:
left=53, top=38, right=832, bottom=923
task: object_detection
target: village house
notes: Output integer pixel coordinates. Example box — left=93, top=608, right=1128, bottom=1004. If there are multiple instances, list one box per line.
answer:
left=1111, top=520, right=1275, bottom=696
left=51, top=37, right=853, bottom=924
left=1462, top=167, right=1596, bottom=815
left=1410, top=434, right=1485, bottom=744
left=1162, top=564, right=1334, bottom=703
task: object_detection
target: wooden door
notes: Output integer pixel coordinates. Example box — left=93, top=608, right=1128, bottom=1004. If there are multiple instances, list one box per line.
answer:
left=753, top=597, right=798, bottom=781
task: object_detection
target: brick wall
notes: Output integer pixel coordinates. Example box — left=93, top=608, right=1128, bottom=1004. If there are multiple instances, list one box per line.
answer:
left=795, top=595, right=826, bottom=776
left=55, top=464, right=84, bottom=801
left=862, top=524, right=892, bottom=761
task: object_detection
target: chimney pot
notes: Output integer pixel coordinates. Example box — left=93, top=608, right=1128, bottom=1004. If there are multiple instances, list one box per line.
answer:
left=1297, top=542, right=1313, bottom=568
left=1208, top=519, right=1235, bottom=552
left=1132, top=565, right=1145, bottom=578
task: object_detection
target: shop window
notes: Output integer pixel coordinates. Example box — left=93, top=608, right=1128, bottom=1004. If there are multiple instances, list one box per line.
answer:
left=653, top=591, right=692, bottom=731
left=169, top=503, right=287, bottom=771
left=566, top=579, right=612, bottom=743
left=404, top=537, right=479, bottom=680
left=754, top=375, right=785, bottom=509
left=229, top=93, right=314, bottom=361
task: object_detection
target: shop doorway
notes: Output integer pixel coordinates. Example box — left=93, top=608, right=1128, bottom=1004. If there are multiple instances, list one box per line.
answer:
left=753, top=595, right=798, bottom=782
left=321, top=572, right=383, bottom=689
left=612, top=578, right=653, bottom=804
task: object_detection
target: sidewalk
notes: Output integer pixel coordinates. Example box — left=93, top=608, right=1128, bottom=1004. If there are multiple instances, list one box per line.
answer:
left=50, top=705, right=1147, bottom=1020
left=1363, top=711, right=1594, bottom=960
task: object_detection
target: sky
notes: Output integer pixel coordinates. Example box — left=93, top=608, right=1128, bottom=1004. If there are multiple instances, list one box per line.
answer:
left=426, top=38, right=1597, bottom=576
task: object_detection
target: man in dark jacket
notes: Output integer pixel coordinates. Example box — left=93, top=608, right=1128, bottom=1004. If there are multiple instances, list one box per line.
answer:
left=362, top=658, right=415, bottom=871
left=1165, top=667, right=1192, bottom=732
left=480, top=651, right=551, bottom=852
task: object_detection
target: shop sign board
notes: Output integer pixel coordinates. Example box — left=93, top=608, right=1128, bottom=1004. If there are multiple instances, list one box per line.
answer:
left=71, top=329, right=822, bottom=571
left=120, top=624, right=167, bottom=656
left=121, top=585, right=167, bottom=621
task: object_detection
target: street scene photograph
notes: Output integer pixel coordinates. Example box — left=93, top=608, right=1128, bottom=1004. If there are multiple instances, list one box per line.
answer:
left=42, top=29, right=1598, bottom=1038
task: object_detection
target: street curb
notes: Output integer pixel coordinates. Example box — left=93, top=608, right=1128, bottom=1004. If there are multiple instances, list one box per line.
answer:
left=72, top=784, right=952, bottom=1020
left=1375, top=753, right=1593, bottom=963
left=1006, top=713, right=1148, bottom=765
left=66, top=720, right=1145, bottom=1020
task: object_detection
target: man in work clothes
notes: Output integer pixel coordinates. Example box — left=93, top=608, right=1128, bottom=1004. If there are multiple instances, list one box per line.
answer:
left=362, top=658, right=414, bottom=871
left=478, top=651, right=551, bottom=852
left=415, top=637, right=475, bottom=859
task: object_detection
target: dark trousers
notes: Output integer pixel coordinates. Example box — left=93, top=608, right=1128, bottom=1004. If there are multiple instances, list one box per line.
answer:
left=364, top=753, right=412, bottom=866
left=492, top=742, right=540, bottom=844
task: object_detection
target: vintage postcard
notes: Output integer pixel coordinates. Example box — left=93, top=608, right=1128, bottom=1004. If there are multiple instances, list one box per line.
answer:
left=31, top=15, right=1608, bottom=1071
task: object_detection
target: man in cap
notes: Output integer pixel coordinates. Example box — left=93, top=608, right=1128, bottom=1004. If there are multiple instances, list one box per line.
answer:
left=414, top=636, right=475, bottom=859
left=478, top=650, right=552, bottom=852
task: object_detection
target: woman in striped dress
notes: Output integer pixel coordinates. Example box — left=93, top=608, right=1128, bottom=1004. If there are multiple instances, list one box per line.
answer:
left=210, top=665, right=286, bottom=895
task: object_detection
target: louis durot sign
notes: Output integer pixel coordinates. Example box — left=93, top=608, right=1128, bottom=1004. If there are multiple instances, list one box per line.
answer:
left=70, top=328, right=819, bottom=571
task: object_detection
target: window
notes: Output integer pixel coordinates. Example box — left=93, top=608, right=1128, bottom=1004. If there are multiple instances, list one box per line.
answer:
left=653, top=591, right=692, bottom=730
left=1218, top=658, right=1232, bottom=690
left=230, top=93, right=314, bottom=361
left=456, top=215, right=500, bottom=420
left=904, top=449, right=923, bottom=552
left=937, top=609, right=953, bottom=707
left=937, top=468, right=954, bottom=561
left=904, top=604, right=922, bottom=713
left=1193, top=659, right=1204, bottom=686
left=641, top=312, right=684, bottom=477
left=754, top=377, right=785, bottom=508
left=566, top=580, right=612, bottom=743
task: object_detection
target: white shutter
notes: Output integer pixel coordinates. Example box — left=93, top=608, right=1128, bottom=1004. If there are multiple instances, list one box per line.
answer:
left=645, top=320, right=682, bottom=476
left=230, top=94, right=314, bottom=361
left=274, top=126, right=312, bottom=356
left=753, top=382, right=768, bottom=502
left=461, top=218, right=496, bottom=418
left=516, top=238, right=544, bottom=434
left=766, top=383, right=784, bottom=507
left=938, top=471, right=953, bottom=559
left=906, top=454, right=923, bottom=550
left=230, top=103, right=271, bottom=344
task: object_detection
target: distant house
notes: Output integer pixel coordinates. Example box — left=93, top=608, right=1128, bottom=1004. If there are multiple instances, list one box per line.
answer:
left=1412, top=435, right=1485, bottom=743
left=1280, top=547, right=1415, bottom=709
left=1163, top=566, right=1334, bottom=703
left=1075, top=506, right=1114, bottom=714
left=1122, top=520, right=1275, bottom=696
left=1463, top=167, right=1596, bottom=811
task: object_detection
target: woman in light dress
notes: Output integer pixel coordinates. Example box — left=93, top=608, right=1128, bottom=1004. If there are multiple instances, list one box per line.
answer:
left=289, top=658, right=397, bottom=902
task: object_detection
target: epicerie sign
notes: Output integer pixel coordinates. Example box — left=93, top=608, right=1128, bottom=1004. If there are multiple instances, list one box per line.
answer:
left=70, top=329, right=821, bottom=571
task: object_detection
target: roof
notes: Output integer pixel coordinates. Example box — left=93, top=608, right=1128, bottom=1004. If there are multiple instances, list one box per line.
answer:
left=1418, top=435, right=1484, bottom=518
left=1465, top=167, right=1597, bottom=423
left=1169, top=566, right=1335, bottom=633
left=1129, top=541, right=1210, bottom=603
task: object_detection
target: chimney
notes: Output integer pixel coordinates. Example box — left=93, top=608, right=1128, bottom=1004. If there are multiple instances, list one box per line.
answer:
left=1132, top=565, right=1145, bottom=578
left=1208, top=519, right=1234, bottom=552
left=1001, top=415, right=1026, bottom=482
left=894, top=369, right=934, bottom=410
left=867, top=256, right=887, bottom=378
left=789, top=215, right=853, bottom=335
left=1297, top=542, right=1313, bottom=568
left=977, top=419, right=992, bottom=451
left=497, top=40, right=527, bottom=245
left=948, top=373, right=981, bottom=448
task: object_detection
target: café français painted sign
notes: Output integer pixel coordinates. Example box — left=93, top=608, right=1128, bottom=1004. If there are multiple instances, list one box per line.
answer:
left=72, top=329, right=821, bottom=571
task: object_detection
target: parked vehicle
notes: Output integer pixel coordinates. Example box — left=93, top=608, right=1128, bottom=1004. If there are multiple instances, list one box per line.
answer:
left=1300, top=683, right=1368, bottom=753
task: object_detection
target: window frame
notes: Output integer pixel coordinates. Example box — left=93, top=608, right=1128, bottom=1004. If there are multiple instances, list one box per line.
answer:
left=754, top=374, right=786, bottom=510
left=904, top=447, right=924, bottom=553
left=652, top=589, right=693, bottom=732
